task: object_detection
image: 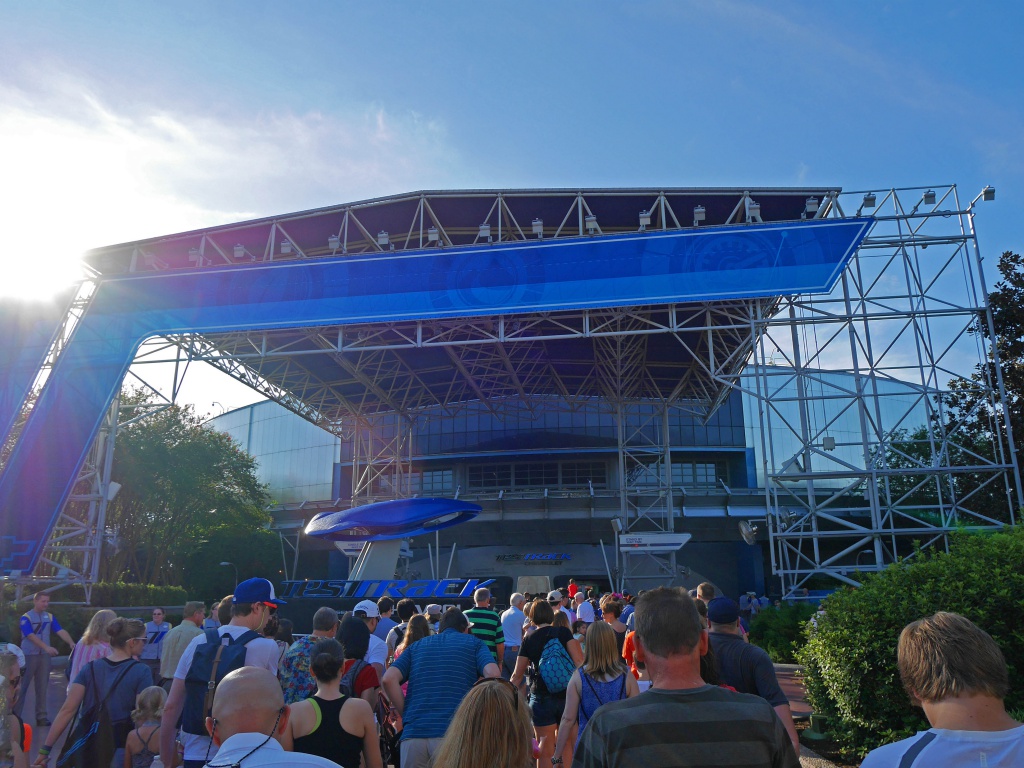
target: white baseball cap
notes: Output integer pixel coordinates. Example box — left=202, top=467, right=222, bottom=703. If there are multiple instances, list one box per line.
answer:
left=547, top=589, right=564, bottom=602
left=353, top=599, right=381, bottom=618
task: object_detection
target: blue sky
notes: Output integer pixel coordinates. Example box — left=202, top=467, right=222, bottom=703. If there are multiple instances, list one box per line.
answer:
left=2, top=1, right=1021, bottom=406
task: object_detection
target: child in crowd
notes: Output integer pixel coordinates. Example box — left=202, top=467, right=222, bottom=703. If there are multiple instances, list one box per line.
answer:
left=124, top=686, right=168, bottom=768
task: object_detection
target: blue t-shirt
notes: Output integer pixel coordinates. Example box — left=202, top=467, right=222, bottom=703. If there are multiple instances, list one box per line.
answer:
left=73, top=657, right=152, bottom=728
left=391, top=629, right=495, bottom=739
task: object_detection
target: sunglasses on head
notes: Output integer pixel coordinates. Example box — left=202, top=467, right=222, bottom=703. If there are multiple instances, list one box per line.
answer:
left=472, top=677, right=520, bottom=710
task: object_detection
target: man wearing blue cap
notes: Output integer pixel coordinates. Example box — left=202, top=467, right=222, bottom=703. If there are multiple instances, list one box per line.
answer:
left=707, top=596, right=800, bottom=751
left=159, top=577, right=286, bottom=768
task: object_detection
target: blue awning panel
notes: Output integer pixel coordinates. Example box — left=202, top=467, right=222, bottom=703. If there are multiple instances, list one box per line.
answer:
left=0, top=217, right=871, bottom=574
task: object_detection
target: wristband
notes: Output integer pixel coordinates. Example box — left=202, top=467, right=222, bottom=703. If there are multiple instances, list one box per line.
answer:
left=38, top=745, right=52, bottom=756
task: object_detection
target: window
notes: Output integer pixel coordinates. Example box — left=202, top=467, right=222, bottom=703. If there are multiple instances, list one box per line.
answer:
left=468, top=464, right=512, bottom=489
left=416, top=469, right=453, bottom=494
left=561, top=462, right=607, bottom=488
left=516, top=463, right=558, bottom=488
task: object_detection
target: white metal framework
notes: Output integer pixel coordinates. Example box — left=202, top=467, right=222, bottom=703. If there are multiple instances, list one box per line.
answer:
left=10, top=185, right=1017, bottom=599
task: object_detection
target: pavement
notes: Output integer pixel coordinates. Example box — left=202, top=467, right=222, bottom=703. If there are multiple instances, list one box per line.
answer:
left=775, top=663, right=842, bottom=768
left=12, top=657, right=74, bottom=766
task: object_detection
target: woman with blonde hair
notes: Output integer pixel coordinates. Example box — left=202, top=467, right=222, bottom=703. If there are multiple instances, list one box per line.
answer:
left=551, top=620, right=639, bottom=760
left=66, top=609, right=117, bottom=693
left=433, top=677, right=534, bottom=768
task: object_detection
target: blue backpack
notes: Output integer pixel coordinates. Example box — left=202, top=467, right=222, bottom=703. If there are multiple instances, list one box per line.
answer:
left=182, top=629, right=261, bottom=734
left=537, top=637, right=576, bottom=693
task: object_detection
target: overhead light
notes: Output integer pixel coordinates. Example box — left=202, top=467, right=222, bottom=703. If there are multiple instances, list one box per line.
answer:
left=862, top=192, right=876, bottom=209
left=639, top=210, right=651, bottom=230
left=377, top=231, right=390, bottom=247
left=188, top=247, right=201, bottom=263
left=280, top=240, right=292, bottom=254
left=479, top=224, right=492, bottom=242
left=427, top=226, right=440, bottom=243
left=746, top=200, right=761, bottom=222
left=328, top=234, right=341, bottom=251
left=532, top=218, right=544, bottom=238
left=805, top=196, right=819, bottom=216
left=106, top=481, right=122, bottom=502
left=923, top=189, right=936, bottom=205
left=693, top=205, right=706, bottom=226
left=233, top=244, right=246, bottom=259
left=585, top=214, right=598, bottom=235
left=983, top=186, right=996, bottom=202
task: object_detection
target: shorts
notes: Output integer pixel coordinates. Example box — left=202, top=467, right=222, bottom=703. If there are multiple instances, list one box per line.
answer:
left=529, top=691, right=567, bottom=727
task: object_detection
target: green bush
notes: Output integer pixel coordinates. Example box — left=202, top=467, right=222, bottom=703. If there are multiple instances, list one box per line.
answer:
left=44, top=582, right=188, bottom=607
left=748, top=602, right=817, bottom=663
left=797, top=527, right=1024, bottom=759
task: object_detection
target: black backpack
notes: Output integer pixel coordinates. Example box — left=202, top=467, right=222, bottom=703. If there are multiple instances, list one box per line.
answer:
left=340, top=659, right=369, bottom=698
left=182, top=629, right=261, bottom=734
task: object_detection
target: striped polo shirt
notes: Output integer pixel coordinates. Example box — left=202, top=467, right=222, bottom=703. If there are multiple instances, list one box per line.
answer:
left=574, top=684, right=799, bottom=768
left=463, top=606, right=505, bottom=661
left=390, top=628, right=495, bottom=740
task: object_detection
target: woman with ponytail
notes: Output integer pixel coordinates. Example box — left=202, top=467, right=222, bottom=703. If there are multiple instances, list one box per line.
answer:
left=279, top=638, right=382, bottom=768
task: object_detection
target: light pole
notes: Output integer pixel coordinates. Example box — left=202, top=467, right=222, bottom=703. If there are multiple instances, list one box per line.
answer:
left=219, top=561, right=238, bottom=588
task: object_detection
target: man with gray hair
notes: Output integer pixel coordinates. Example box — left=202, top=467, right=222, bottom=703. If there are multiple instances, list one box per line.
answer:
left=159, top=601, right=206, bottom=691
left=500, top=592, right=526, bottom=679
left=279, top=606, right=339, bottom=704
left=574, top=587, right=798, bottom=768
left=463, top=588, right=504, bottom=668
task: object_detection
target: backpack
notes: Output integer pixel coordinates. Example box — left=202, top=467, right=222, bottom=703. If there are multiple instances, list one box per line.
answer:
left=537, top=636, right=576, bottom=693
left=182, top=629, right=261, bottom=735
left=340, top=659, right=369, bottom=698
left=57, top=660, right=140, bottom=767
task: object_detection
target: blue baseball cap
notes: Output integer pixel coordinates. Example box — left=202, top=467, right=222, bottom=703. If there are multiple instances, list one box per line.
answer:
left=232, top=578, right=286, bottom=606
left=706, top=597, right=739, bottom=624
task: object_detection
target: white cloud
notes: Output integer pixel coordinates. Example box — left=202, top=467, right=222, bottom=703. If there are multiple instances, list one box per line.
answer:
left=0, top=69, right=460, bottom=300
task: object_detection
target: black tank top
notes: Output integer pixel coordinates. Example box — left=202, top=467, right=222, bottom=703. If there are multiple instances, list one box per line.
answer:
left=292, top=695, right=365, bottom=768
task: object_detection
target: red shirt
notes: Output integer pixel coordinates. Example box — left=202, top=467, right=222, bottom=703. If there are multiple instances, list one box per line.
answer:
left=567, top=584, right=579, bottom=598
left=342, top=659, right=380, bottom=697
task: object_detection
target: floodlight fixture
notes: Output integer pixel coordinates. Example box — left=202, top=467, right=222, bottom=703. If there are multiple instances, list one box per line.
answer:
left=585, top=214, right=598, bottom=235
left=233, top=244, right=246, bottom=259
left=693, top=205, right=706, bottom=226
left=106, top=481, right=122, bottom=502
left=188, top=247, right=201, bottom=263
left=862, top=192, right=877, bottom=209
left=280, top=240, right=292, bottom=254
left=377, top=231, right=390, bottom=247
left=746, top=200, right=761, bottom=222
left=923, top=189, right=936, bottom=205
left=328, top=234, right=341, bottom=251
left=983, top=186, right=995, bottom=202
left=804, top=196, right=819, bottom=216
left=532, top=218, right=544, bottom=238
left=638, top=209, right=651, bottom=230
left=427, top=226, right=440, bottom=243
left=479, top=224, right=491, bottom=242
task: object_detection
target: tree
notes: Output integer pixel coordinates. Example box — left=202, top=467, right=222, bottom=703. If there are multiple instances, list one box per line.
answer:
left=100, top=389, right=270, bottom=586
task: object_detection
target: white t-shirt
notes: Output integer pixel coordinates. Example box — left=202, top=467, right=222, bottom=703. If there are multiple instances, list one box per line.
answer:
left=576, top=601, right=596, bottom=623
left=173, top=624, right=281, bottom=762
left=364, top=632, right=388, bottom=669
left=500, top=606, right=525, bottom=647
left=861, top=725, right=1024, bottom=768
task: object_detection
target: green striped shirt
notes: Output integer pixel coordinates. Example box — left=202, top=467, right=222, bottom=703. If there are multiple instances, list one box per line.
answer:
left=463, top=607, right=504, bottom=661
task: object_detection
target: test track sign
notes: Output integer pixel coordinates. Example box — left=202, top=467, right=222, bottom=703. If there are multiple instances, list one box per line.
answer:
left=279, top=577, right=494, bottom=600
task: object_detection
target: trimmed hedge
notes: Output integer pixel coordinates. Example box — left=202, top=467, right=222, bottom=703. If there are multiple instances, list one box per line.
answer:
left=748, top=601, right=817, bottom=663
left=47, top=582, right=188, bottom=607
left=797, top=527, right=1024, bottom=759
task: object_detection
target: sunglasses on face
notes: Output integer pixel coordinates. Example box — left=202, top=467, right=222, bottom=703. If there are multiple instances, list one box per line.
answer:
left=472, top=677, right=520, bottom=710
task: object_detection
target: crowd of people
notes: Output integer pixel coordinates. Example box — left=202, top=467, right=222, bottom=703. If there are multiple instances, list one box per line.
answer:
left=1, top=578, right=1021, bottom=768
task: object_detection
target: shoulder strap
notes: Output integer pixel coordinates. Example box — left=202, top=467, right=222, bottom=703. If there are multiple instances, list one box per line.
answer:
left=898, top=731, right=938, bottom=768
left=232, top=629, right=261, bottom=645
left=95, top=659, right=140, bottom=709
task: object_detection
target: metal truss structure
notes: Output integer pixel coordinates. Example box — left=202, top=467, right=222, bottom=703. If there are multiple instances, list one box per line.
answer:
left=9, top=185, right=1018, bottom=599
